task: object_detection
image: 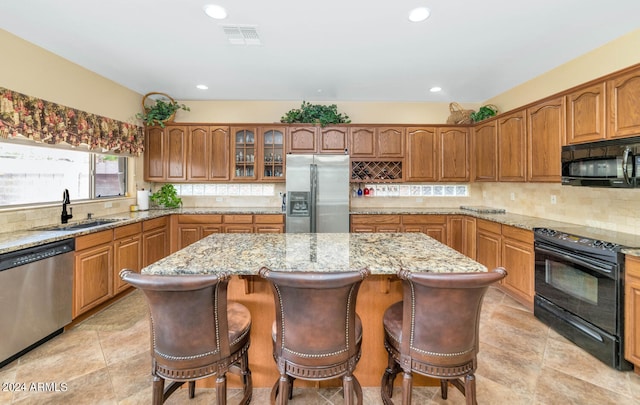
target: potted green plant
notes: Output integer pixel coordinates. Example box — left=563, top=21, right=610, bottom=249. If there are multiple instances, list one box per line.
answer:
left=150, top=184, right=182, bottom=209
left=281, top=101, right=351, bottom=127
left=470, top=104, right=499, bottom=123
left=136, top=92, right=190, bottom=127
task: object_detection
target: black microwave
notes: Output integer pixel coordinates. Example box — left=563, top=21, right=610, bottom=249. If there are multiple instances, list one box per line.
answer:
left=561, top=137, right=640, bottom=188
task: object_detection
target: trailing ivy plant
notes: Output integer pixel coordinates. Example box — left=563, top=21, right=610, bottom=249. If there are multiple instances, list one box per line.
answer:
left=281, top=101, right=351, bottom=127
left=470, top=105, right=498, bottom=123
left=136, top=98, right=190, bottom=128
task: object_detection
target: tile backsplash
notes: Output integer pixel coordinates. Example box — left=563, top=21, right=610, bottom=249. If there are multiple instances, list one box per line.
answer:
left=1, top=181, right=638, bottom=235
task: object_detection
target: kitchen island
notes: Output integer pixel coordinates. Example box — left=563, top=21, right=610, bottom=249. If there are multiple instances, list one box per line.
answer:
left=139, top=232, right=486, bottom=388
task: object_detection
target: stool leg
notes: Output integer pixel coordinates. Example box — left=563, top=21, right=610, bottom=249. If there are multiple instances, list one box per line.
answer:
left=216, top=374, right=227, bottom=405
left=188, top=381, right=195, bottom=399
left=441, top=379, right=448, bottom=399
left=401, top=371, right=412, bottom=405
left=343, top=374, right=354, bottom=405
left=465, top=373, right=477, bottom=405
left=152, top=375, right=164, bottom=405
left=276, top=374, right=290, bottom=405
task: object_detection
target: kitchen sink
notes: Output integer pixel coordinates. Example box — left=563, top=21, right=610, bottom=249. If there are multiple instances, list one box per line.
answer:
left=42, top=218, right=122, bottom=231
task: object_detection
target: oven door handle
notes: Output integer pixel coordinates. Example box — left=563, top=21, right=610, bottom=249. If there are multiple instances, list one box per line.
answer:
left=535, top=244, right=615, bottom=276
left=622, top=147, right=631, bottom=186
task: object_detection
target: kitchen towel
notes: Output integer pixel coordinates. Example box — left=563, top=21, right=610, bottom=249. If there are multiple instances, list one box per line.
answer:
left=137, top=189, right=150, bottom=211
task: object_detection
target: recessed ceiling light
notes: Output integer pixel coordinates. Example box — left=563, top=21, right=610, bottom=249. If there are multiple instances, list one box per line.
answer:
left=204, top=4, right=227, bottom=20
left=408, top=7, right=431, bottom=22
left=196, top=84, right=209, bottom=90
left=430, top=86, right=442, bottom=92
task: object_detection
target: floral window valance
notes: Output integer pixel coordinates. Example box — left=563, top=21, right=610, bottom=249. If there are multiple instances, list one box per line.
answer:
left=0, top=87, right=143, bottom=155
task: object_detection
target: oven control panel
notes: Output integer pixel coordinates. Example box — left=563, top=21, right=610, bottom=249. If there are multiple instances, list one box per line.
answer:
left=534, top=228, right=620, bottom=252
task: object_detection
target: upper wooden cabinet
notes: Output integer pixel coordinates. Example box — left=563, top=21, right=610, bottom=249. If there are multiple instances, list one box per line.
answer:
left=260, top=127, right=285, bottom=181
left=350, top=127, right=404, bottom=158
left=231, top=127, right=258, bottom=181
left=566, top=82, right=606, bottom=144
left=187, top=126, right=230, bottom=181
left=406, top=127, right=437, bottom=181
left=527, top=97, right=564, bottom=182
left=497, top=110, right=527, bottom=182
left=287, top=126, right=318, bottom=153
left=608, top=68, right=640, bottom=139
left=144, top=125, right=187, bottom=182
left=319, top=126, right=349, bottom=154
left=439, top=127, right=469, bottom=182
left=472, top=119, right=498, bottom=181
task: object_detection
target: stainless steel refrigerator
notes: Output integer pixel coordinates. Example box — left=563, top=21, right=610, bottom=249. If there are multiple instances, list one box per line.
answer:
left=285, top=154, right=350, bottom=233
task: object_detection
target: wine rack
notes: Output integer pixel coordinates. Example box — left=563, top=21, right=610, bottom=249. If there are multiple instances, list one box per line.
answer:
left=351, top=160, right=403, bottom=182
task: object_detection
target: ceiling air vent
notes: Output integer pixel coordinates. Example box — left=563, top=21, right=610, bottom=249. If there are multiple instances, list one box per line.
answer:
left=222, top=25, right=261, bottom=46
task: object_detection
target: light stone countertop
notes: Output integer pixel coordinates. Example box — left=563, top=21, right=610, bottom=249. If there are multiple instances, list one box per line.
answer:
left=141, top=232, right=487, bottom=276
left=2, top=206, right=639, bottom=258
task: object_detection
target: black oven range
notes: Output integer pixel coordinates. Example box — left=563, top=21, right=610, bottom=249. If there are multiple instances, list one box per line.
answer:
left=533, top=227, right=638, bottom=371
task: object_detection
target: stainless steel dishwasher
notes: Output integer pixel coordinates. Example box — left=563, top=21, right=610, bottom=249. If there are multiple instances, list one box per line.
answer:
left=0, top=238, right=74, bottom=368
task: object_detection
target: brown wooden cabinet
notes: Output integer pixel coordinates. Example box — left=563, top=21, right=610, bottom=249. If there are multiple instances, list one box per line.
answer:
left=113, top=222, right=142, bottom=294
left=349, top=127, right=404, bottom=158
left=144, top=126, right=166, bottom=181
left=565, top=82, right=606, bottom=144
left=501, top=225, right=535, bottom=309
left=165, top=126, right=187, bottom=181
left=254, top=214, right=285, bottom=233
left=350, top=215, right=401, bottom=233
left=74, top=230, right=113, bottom=317
left=260, top=127, right=285, bottom=181
left=476, top=219, right=501, bottom=272
left=287, top=126, right=318, bottom=153
left=400, top=215, right=446, bottom=244
left=405, top=127, right=469, bottom=182
left=142, top=217, right=169, bottom=267
left=439, top=127, right=470, bottom=181
left=187, top=126, right=230, bottom=181
left=175, top=214, right=224, bottom=250
left=231, top=127, right=258, bottom=181
left=498, top=110, right=527, bottom=182
left=406, top=127, right=437, bottom=181
left=446, top=216, right=476, bottom=259
left=625, top=255, right=640, bottom=369
left=608, top=67, right=640, bottom=139
left=527, top=97, right=564, bottom=182
left=319, top=126, right=349, bottom=154
left=473, top=119, right=498, bottom=181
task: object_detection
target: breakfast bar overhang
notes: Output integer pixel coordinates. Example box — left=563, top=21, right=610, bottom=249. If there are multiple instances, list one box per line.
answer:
left=139, top=232, right=487, bottom=388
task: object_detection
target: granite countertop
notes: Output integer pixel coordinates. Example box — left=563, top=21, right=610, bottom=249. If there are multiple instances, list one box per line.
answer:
left=2, top=205, right=640, bottom=258
left=141, top=232, right=487, bottom=276
left=0, top=207, right=283, bottom=255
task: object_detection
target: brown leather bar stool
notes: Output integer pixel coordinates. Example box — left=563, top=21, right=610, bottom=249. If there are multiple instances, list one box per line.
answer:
left=120, top=269, right=252, bottom=405
left=259, top=267, right=370, bottom=405
left=380, top=268, right=507, bottom=405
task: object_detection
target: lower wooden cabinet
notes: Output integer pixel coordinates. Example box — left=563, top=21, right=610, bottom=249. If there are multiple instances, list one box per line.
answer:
left=74, top=230, right=114, bottom=318
left=401, top=215, right=446, bottom=244
left=142, top=217, right=169, bottom=266
left=174, top=214, right=285, bottom=250
left=475, top=219, right=534, bottom=309
left=446, top=216, right=476, bottom=259
left=351, top=215, right=401, bottom=233
left=113, top=222, right=142, bottom=294
left=625, top=255, right=640, bottom=369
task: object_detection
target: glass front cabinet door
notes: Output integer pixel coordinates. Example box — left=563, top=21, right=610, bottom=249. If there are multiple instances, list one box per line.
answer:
left=261, top=127, right=285, bottom=181
left=231, top=127, right=257, bottom=180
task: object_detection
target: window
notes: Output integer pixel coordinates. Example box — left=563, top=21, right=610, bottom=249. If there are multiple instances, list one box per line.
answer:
left=0, top=142, right=127, bottom=207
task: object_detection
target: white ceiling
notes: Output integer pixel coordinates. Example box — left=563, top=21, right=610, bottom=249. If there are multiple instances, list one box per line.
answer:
left=1, top=0, right=639, bottom=103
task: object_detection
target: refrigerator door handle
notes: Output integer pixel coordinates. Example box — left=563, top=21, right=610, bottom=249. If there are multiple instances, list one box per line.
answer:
left=310, top=163, right=318, bottom=233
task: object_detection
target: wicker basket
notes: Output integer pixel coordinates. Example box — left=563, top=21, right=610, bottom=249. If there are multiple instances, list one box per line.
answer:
left=141, top=92, right=176, bottom=123
left=446, top=102, right=474, bottom=125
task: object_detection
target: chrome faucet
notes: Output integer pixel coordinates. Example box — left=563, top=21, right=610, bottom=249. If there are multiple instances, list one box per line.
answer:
left=61, top=189, right=73, bottom=224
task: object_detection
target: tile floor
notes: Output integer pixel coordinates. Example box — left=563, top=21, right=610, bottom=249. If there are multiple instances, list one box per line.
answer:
left=1, top=287, right=640, bottom=404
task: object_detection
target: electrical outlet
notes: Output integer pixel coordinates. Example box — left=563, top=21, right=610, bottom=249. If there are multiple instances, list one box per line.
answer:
left=104, top=201, right=112, bottom=208
left=551, top=195, right=557, bottom=204
left=482, top=190, right=487, bottom=198
left=510, top=192, right=515, bottom=201
left=216, top=197, right=223, bottom=202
